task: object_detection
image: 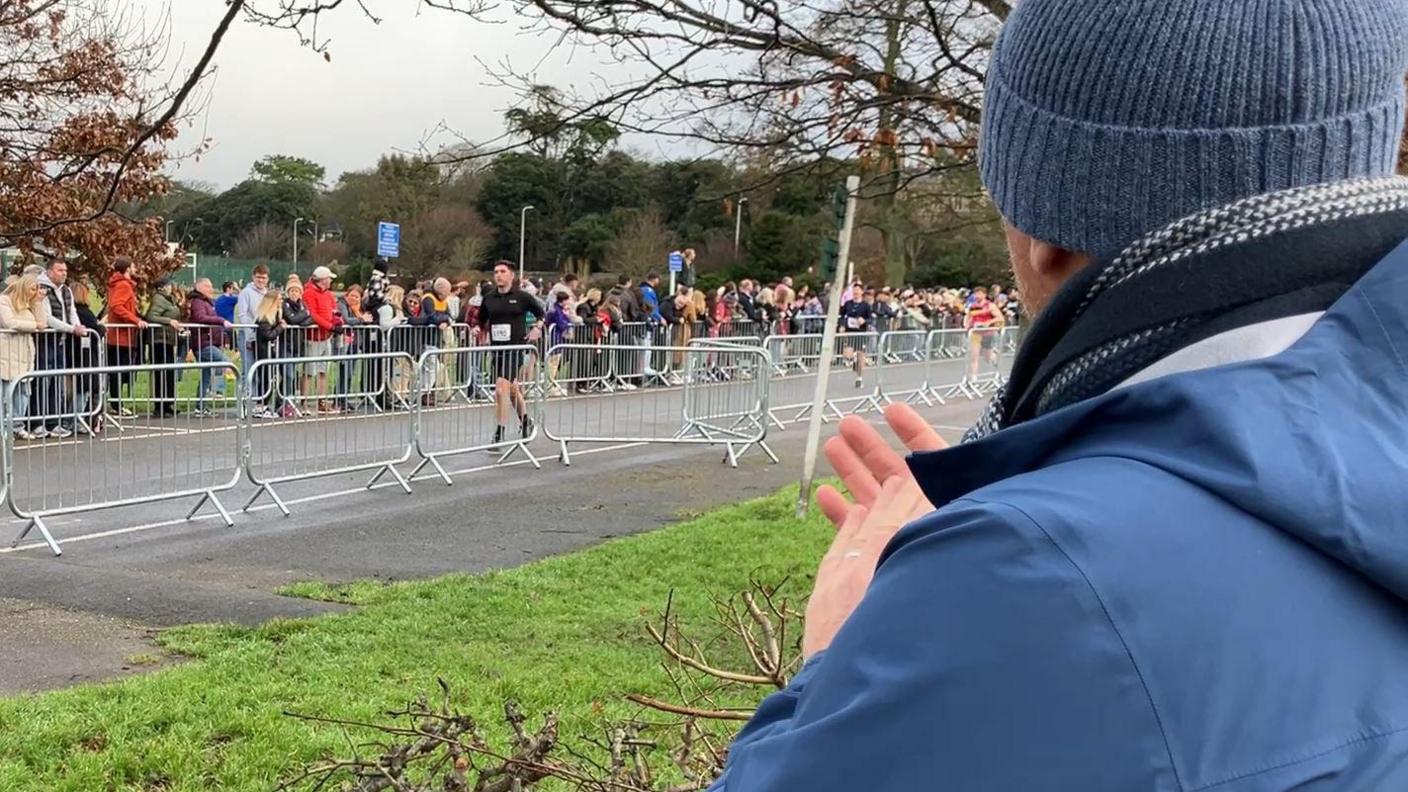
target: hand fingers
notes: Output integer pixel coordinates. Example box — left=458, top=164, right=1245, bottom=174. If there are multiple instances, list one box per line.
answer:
left=858, top=476, right=931, bottom=541
left=815, top=484, right=851, bottom=529
left=884, top=403, right=948, bottom=453
left=824, top=433, right=881, bottom=508
left=838, top=415, right=910, bottom=484
left=833, top=503, right=870, bottom=548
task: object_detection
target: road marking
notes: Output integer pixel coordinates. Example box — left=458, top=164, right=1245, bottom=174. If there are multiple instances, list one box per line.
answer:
left=0, top=442, right=648, bottom=554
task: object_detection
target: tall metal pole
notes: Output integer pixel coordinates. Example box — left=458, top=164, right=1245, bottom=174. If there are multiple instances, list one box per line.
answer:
left=733, top=196, right=748, bottom=255
left=797, top=176, right=861, bottom=518
left=293, top=217, right=304, bottom=275
left=519, top=205, right=535, bottom=280
left=164, top=220, right=175, bottom=243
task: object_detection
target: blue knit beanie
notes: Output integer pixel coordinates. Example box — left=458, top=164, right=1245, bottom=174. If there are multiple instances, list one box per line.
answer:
left=979, top=0, right=1408, bottom=258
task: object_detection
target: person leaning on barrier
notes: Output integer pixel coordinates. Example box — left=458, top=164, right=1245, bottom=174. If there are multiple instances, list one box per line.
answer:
left=145, top=277, right=183, bottom=418
left=68, top=280, right=104, bottom=434
left=186, top=278, right=235, bottom=417
left=235, top=263, right=269, bottom=366
left=377, top=285, right=413, bottom=408
left=416, top=277, right=456, bottom=406
left=103, top=258, right=147, bottom=417
left=304, top=266, right=344, bottom=415
left=711, top=2, right=1408, bottom=790
left=279, top=281, right=311, bottom=413
left=0, top=272, right=44, bottom=440
left=251, top=290, right=286, bottom=419
left=336, top=284, right=372, bottom=411
left=544, top=290, right=575, bottom=395
left=33, top=259, right=85, bottom=437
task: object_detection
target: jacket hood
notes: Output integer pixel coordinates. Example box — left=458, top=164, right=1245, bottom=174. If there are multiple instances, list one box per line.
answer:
left=910, top=236, right=1408, bottom=600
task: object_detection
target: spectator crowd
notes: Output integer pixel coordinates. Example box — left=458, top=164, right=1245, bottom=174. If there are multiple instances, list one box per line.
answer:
left=0, top=255, right=1019, bottom=439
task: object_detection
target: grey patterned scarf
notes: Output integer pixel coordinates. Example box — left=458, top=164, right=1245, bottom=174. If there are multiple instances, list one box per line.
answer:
left=965, top=176, right=1408, bottom=443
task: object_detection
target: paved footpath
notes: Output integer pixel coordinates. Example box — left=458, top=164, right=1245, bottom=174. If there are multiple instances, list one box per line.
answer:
left=0, top=381, right=992, bottom=694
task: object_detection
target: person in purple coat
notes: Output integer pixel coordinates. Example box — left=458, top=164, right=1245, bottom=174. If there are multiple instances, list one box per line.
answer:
left=186, top=278, right=234, bottom=417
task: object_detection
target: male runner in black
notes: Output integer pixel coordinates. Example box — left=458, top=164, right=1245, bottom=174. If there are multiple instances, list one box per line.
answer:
left=839, top=282, right=872, bottom=387
left=478, top=261, right=544, bottom=446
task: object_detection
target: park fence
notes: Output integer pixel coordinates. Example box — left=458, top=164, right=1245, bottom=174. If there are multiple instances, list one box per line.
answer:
left=0, top=322, right=1012, bottom=555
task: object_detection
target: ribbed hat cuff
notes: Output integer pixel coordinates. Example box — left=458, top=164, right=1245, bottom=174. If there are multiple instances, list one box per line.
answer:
left=979, top=74, right=1407, bottom=257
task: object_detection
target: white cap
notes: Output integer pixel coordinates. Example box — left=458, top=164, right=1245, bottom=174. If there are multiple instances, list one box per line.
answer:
left=311, top=266, right=334, bottom=281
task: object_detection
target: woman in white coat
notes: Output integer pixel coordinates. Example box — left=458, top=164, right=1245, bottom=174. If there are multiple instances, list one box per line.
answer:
left=0, top=272, right=44, bottom=440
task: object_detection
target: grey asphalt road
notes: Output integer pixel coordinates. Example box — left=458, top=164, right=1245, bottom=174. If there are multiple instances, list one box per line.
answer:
left=0, top=357, right=996, bottom=694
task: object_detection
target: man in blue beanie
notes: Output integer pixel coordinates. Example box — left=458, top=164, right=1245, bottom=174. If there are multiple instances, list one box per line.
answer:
left=711, top=1, right=1408, bottom=790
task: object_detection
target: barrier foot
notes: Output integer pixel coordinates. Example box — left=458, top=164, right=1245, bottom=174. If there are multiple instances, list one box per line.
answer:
left=767, top=410, right=787, bottom=430
left=558, top=439, right=572, bottom=466
left=413, top=456, right=453, bottom=487
left=428, top=453, right=450, bottom=484
left=187, top=490, right=235, bottom=527
left=723, top=443, right=740, bottom=468
left=502, top=441, right=541, bottom=470
left=243, top=484, right=291, bottom=517
left=367, top=463, right=412, bottom=495
left=759, top=441, right=780, bottom=464
left=12, top=516, right=61, bottom=556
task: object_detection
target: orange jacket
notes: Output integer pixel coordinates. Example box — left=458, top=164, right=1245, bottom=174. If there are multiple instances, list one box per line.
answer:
left=105, top=271, right=143, bottom=347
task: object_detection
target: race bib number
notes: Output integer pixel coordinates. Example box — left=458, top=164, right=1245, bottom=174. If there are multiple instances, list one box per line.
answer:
left=490, top=323, right=512, bottom=343
left=846, top=316, right=863, bottom=329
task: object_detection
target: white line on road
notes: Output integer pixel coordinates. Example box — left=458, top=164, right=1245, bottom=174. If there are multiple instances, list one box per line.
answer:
left=0, top=442, right=648, bottom=555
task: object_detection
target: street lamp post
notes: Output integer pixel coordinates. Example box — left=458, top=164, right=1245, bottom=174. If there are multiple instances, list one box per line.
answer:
left=734, top=196, right=749, bottom=255
left=293, top=217, right=305, bottom=275
left=519, top=205, right=535, bottom=280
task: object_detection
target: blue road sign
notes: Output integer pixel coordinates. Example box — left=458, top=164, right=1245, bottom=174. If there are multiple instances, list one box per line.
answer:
left=668, top=250, right=684, bottom=273
left=377, top=221, right=401, bottom=258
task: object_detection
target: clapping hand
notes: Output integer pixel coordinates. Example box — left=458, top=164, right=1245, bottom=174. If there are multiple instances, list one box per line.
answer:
left=803, top=404, right=947, bottom=658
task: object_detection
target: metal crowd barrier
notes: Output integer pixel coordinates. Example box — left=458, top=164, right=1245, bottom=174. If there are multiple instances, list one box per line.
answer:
left=877, top=330, right=938, bottom=407
left=0, top=316, right=1015, bottom=555
left=929, top=326, right=1013, bottom=401
left=242, top=351, right=415, bottom=516
left=4, top=360, right=242, bottom=555
left=542, top=343, right=774, bottom=468
left=407, top=344, right=544, bottom=485
left=682, top=340, right=777, bottom=466
left=755, top=332, right=886, bottom=427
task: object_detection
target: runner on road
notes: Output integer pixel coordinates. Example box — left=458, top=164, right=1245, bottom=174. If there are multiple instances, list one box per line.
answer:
left=839, top=283, right=872, bottom=387
left=478, top=260, right=544, bottom=447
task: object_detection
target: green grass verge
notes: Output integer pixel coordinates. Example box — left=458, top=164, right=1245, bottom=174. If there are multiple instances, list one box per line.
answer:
left=0, top=490, right=830, bottom=791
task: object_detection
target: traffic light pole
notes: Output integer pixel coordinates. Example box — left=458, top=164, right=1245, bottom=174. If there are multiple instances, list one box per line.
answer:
left=797, top=175, right=861, bottom=518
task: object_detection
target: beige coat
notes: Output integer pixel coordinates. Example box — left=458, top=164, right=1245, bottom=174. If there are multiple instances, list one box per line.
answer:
left=0, top=294, right=40, bottom=382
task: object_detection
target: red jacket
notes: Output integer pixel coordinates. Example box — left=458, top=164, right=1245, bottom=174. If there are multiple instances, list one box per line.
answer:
left=304, top=282, right=342, bottom=341
left=105, top=271, right=143, bottom=347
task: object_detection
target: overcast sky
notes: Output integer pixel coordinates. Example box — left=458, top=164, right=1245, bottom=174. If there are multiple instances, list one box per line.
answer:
left=133, top=1, right=668, bottom=190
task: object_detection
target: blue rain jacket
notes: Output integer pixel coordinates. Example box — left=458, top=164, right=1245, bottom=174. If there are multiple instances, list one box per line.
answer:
left=713, top=241, right=1408, bottom=790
